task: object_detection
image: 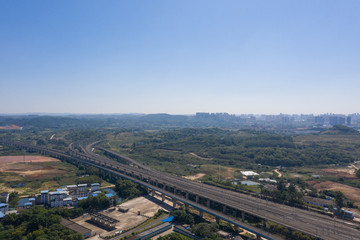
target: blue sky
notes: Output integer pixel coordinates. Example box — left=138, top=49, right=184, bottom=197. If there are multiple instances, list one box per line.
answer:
left=1, top=0, right=359, bottom=115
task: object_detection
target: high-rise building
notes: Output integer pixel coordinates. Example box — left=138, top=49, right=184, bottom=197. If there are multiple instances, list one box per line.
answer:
left=347, top=116, right=351, bottom=125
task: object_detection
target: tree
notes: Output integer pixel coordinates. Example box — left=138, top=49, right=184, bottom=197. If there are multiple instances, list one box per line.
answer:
left=171, top=210, right=194, bottom=225
left=334, top=191, right=344, bottom=209
left=192, top=223, right=219, bottom=237
left=115, top=179, right=146, bottom=199
left=356, top=169, right=360, bottom=178
left=158, top=233, right=192, bottom=240
left=9, top=192, right=20, bottom=208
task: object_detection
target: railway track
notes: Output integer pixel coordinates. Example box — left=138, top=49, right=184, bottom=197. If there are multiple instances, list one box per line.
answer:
left=1, top=140, right=360, bottom=240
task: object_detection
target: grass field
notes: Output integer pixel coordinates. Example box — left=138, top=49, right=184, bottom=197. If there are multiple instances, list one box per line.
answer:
left=0, top=155, right=79, bottom=196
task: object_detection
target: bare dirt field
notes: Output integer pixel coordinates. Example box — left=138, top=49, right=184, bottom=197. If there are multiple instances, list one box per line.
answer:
left=307, top=180, right=360, bottom=207
left=73, top=196, right=169, bottom=237
left=0, top=155, right=60, bottom=164
left=319, top=168, right=356, bottom=179
left=183, top=173, right=206, bottom=180
left=0, top=155, right=66, bottom=179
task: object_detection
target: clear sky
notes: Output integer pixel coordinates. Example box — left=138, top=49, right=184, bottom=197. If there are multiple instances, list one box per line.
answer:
left=1, top=0, right=359, bottom=115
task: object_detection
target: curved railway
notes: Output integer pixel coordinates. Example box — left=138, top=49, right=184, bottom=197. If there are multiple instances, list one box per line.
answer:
left=1, top=140, right=360, bottom=240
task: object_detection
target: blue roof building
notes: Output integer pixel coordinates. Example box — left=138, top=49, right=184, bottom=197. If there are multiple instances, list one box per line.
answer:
left=17, top=198, right=31, bottom=208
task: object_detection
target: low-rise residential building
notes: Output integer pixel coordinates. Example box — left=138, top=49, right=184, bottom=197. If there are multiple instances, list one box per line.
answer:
left=40, top=190, right=49, bottom=204
left=0, top=203, right=9, bottom=214
left=49, top=190, right=69, bottom=208
left=91, top=183, right=100, bottom=192
left=37, top=183, right=107, bottom=208
left=0, top=193, right=10, bottom=203
left=304, top=196, right=333, bottom=207
left=63, top=197, right=73, bottom=206
left=17, top=198, right=33, bottom=211
left=78, top=184, right=87, bottom=195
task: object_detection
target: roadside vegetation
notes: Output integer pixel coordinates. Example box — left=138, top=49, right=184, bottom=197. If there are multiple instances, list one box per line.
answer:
left=1, top=119, right=360, bottom=239
left=0, top=206, right=84, bottom=240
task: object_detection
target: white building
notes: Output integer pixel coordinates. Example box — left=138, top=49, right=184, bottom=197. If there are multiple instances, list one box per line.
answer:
left=91, top=183, right=100, bottom=192
left=49, top=190, right=68, bottom=208
left=240, top=171, right=259, bottom=177
left=63, top=197, right=73, bottom=206
left=77, top=184, right=88, bottom=198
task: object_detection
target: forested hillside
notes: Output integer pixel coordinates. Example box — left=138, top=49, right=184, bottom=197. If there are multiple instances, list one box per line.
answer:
left=103, top=128, right=359, bottom=170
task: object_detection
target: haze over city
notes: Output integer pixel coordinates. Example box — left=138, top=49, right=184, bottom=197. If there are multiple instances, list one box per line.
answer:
left=2, top=2, right=360, bottom=239
left=1, top=1, right=360, bottom=114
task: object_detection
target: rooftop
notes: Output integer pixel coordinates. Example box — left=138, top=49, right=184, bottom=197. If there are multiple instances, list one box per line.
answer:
left=240, top=171, right=259, bottom=176
left=61, top=218, right=91, bottom=236
left=17, top=198, right=31, bottom=207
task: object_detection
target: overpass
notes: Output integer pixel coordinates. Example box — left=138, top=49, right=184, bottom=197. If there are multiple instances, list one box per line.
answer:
left=1, top=140, right=360, bottom=240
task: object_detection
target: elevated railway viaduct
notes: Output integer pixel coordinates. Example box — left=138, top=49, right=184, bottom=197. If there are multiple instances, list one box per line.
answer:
left=1, top=140, right=360, bottom=240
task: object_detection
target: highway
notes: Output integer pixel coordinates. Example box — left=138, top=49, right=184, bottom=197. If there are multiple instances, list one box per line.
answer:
left=80, top=141, right=360, bottom=240
left=1, top=140, right=360, bottom=240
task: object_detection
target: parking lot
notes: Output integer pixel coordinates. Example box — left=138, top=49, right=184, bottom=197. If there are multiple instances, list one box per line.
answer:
left=73, top=195, right=171, bottom=237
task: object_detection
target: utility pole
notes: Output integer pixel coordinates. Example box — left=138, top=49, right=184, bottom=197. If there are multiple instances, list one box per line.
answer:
left=218, top=164, right=221, bottom=182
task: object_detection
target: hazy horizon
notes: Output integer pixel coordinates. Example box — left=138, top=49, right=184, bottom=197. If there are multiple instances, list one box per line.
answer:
left=1, top=1, right=360, bottom=115
left=0, top=111, right=358, bottom=116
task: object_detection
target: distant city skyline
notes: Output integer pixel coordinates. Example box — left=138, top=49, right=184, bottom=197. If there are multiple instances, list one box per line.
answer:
left=1, top=1, right=360, bottom=115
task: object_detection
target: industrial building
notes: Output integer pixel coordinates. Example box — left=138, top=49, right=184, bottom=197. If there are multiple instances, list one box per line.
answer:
left=131, top=222, right=172, bottom=240
left=61, top=218, right=92, bottom=238
left=89, top=212, right=119, bottom=230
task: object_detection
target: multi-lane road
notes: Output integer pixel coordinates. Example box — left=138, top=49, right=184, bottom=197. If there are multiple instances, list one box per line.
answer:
left=80, top=141, right=360, bottom=240
left=1, top=140, right=360, bottom=240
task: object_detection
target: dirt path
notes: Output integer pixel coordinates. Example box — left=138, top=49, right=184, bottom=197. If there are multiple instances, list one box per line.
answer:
left=274, top=169, right=282, bottom=177
left=183, top=173, right=206, bottom=180
left=189, top=153, right=212, bottom=160
left=351, top=164, right=359, bottom=170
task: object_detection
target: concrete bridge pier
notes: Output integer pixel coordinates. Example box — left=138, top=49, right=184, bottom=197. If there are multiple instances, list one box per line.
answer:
left=241, top=212, right=245, bottom=222
left=151, top=189, right=156, bottom=197
left=199, top=210, right=204, bottom=218
left=216, top=217, right=220, bottom=224
left=222, top=205, right=227, bottom=214
left=287, top=228, right=292, bottom=238
left=161, top=193, right=165, bottom=202
left=196, top=195, right=199, bottom=203
left=207, top=199, right=211, bottom=208
left=172, top=199, right=177, bottom=208
left=185, top=204, right=189, bottom=211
